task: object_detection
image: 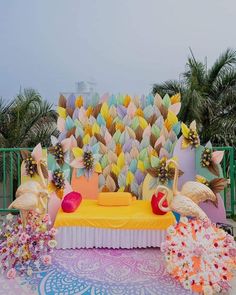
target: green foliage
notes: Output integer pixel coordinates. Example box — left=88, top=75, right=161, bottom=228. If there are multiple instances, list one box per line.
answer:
left=0, top=88, right=58, bottom=148
left=153, top=48, right=236, bottom=148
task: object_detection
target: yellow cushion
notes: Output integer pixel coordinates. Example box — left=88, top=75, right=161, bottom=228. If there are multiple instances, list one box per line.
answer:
left=97, top=192, right=133, bottom=206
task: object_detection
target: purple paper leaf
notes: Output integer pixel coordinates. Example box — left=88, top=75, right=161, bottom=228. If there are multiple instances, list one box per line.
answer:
left=117, top=105, right=127, bottom=118
left=135, top=170, right=145, bottom=185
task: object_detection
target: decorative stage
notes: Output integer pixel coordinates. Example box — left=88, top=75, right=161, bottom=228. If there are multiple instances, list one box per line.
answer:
left=0, top=248, right=192, bottom=295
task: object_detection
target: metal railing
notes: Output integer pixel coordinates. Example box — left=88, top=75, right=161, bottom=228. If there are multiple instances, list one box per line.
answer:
left=0, top=146, right=235, bottom=216
left=213, top=146, right=235, bottom=217
left=0, top=148, right=33, bottom=213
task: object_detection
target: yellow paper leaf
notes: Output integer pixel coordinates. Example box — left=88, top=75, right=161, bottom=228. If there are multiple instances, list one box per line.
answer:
left=92, top=123, right=100, bottom=135
left=135, top=108, right=144, bottom=117
left=47, top=182, right=56, bottom=193
left=83, top=134, right=90, bottom=145
left=139, top=117, right=148, bottom=129
left=84, top=125, right=92, bottom=136
left=115, top=143, right=122, bottom=156
left=117, top=152, right=125, bottom=169
left=137, top=160, right=145, bottom=172
left=123, top=95, right=131, bottom=107
left=116, top=122, right=125, bottom=132
left=57, top=107, right=66, bottom=119
left=170, top=93, right=181, bottom=104
left=126, top=171, right=134, bottom=186
left=111, top=164, right=120, bottom=176
left=167, top=110, right=178, bottom=126
left=94, top=162, right=102, bottom=173
left=86, top=106, right=93, bottom=117
left=75, top=96, right=84, bottom=108
left=181, top=137, right=190, bottom=149
left=100, top=102, right=109, bottom=119
left=181, top=122, right=190, bottom=138
left=72, top=147, right=83, bottom=158
left=118, top=186, right=125, bottom=192
left=106, top=115, right=113, bottom=129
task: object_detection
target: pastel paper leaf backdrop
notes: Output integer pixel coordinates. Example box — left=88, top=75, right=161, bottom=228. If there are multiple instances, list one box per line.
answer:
left=56, top=93, right=185, bottom=198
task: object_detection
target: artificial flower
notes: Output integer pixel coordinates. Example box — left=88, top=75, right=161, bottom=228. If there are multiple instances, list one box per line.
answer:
left=200, top=143, right=224, bottom=176
left=48, top=240, right=57, bottom=248
left=6, top=214, right=13, bottom=221
left=182, top=280, right=191, bottom=290
left=26, top=267, right=33, bottom=276
left=181, top=120, right=200, bottom=149
left=71, top=143, right=102, bottom=178
left=48, top=169, right=65, bottom=199
left=179, top=217, right=188, bottom=224
left=203, top=285, right=213, bottom=295
left=48, top=135, right=76, bottom=165
left=167, top=226, right=176, bottom=236
left=7, top=268, right=16, bottom=279
left=19, top=233, right=30, bottom=244
left=162, top=219, right=236, bottom=294
left=147, top=157, right=183, bottom=188
left=42, top=255, right=52, bottom=266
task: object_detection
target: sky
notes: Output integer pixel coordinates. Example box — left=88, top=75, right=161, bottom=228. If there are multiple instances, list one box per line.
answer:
left=0, top=0, right=236, bottom=105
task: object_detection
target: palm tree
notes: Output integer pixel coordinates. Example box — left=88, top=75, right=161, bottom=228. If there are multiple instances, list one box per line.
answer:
left=153, top=48, right=236, bottom=147
left=0, top=88, right=58, bottom=197
left=0, top=88, right=58, bottom=148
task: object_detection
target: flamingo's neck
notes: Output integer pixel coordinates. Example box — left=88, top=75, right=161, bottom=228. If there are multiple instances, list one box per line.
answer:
left=37, top=162, right=47, bottom=188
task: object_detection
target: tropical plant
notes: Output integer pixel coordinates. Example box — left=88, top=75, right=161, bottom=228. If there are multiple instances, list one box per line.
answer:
left=0, top=88, right=58, bottom=148
left=0, top=89, right=58, bottom=186
left=153, top=48, right=236, bottom=147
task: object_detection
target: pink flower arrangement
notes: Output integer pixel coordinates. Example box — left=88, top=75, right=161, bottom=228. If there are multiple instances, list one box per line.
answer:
left=42, top=255, right=52, bottom=266
left=0, top=211, right=57, bottom=279
left=161, top=218, right=236, bottom=294
left=7, top=268, right=16, bottom=279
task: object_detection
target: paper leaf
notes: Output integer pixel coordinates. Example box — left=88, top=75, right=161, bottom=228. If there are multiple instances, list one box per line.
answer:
left=181, top=122, right=189, bottom=138
left=58, top=94, right=67, bottom=108
left=139, top=116, right=148, bottom=129
left=117, top=152, right=125, bottom=169
left=190, top=120, right=197, bottom=130
left=32, top=143, right=43, bottom=162
left=154, top=93, right=163, bottom=109
left=162, top=94, right=171, bottom=108
left=118, top=173, right=126, bottom=188
left=169, top=102, right=181, bottom=115
left=137, top=160, right=145, bottom=172
left=94, top=162, right=102, bottom=174
left=57, top=117, right=65, bottom=133
left=83, top=134, right=90, bottom=145
left=208, top=162, right=220, bottom=177
left=149, top=177, right=158, bottom=190
left=60, top=137, right=71, bottom=152
left=70, top=158, right=84, bottom=169
left=21, top=150, right=30, bottom=160
left=212, top=151, right=224, bottom=164
left=72, top=147, right=83, bottom=158
left=173, top=122, right=181, bottom=135
left=151, top=155, right=160, bottom=168
left=65, top=116, right=74, bottom=131
left=57, top=107, right=66, bottom=119
left=126, top=171, right=134, bottom=186
left=106, top=175, right=116, bottom=191
left=170, top=93, right=181, bottom=104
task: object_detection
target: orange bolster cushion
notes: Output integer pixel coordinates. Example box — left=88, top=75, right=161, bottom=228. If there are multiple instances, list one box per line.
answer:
left=97, top=192, right=135, bottom=206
